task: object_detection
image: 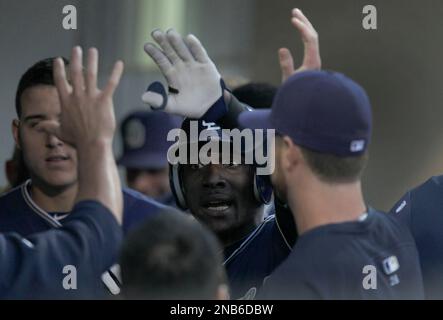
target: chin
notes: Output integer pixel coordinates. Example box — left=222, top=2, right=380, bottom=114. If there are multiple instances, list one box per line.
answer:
left=196, top=215, right=231, bottom=234
left=41, top=175, right=77, bottom=189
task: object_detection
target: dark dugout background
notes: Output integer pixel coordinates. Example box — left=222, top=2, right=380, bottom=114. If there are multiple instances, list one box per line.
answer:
left=0, top=0, right=441, bottom=211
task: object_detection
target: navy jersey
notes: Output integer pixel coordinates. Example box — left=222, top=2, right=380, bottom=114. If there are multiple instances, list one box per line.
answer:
left=0, top=180, right=165, bottom=236
left=390, top=175, right=443, bottom=299
left=0, top=180, right=166, bottom=297
left=224, top=200, right=296, bottom=300
left=0, top=200, right=122, bottom=299
left=260, top=208, right=424, bottom=299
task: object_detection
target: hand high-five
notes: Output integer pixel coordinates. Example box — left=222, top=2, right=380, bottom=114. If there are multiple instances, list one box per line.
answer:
left=43, top=46, right=124, bottom=222
left=142, top=29, right=224, bottom=119
left=279, top=8, right=321, bottom=83
left=49, top=46, right=124, bottom=146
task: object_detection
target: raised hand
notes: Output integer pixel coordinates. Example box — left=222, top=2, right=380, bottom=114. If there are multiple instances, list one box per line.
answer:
left=41, top=46, right=125, bottom=222
left=279, top=8, right=321, bottom=83
left=142, top=29, right=226, bottom=120
left=49, top=46, right=124, bottom=146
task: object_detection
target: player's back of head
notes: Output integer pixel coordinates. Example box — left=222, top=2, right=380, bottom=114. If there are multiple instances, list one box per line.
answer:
left=120, top=208, right=228, bottom=300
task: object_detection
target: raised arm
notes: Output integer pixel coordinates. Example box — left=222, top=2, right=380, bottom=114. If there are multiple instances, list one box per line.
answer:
left=0, top=47, right=124, bottom=298
left=279, top=8, right=321, bottom=83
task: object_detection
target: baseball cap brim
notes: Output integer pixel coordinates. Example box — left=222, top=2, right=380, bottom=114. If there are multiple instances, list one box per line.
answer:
left=238, top=110, right=273, bottom=130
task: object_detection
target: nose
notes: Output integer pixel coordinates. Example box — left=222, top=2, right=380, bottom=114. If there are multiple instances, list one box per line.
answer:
left=202, top=164, right=227, bottom=190
left=46, top=133, right=64, bottom=148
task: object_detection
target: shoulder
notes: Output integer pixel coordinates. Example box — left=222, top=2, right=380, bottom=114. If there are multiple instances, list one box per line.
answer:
left=0, top=183, right=25, bottom=206
left=390, top=175, right=443, bottom=226
left=224, top=215, right=290, bottom=266
left=407, top=175, right=443, bottom=200
left=0, top=183, right=32, bottom=232
left=123, top=188, right=166, bottom=211
left=392, top=175, right=443, bottom=210
left=122, top=188, right=175, bottom=234
left=227, top=215, right=277, bottom=257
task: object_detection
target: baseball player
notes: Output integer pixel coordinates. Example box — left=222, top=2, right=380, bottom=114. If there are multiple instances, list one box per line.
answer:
left=141, top=12, right=424, bottom=298
left=148, top=8, right=319, bottom=299
left=169, top=118, right=295, bottom=299
left=1, top=56, right=166, bottom=236
left=1, top=46, right=124, bottom=299
left=120, top=208, right=229, bottom=300
left=117, top=110, right=182, bottom=206
left=0, top=55, right=167, bottom=298
left=241, top=71, right=424, bottom=299
left=390, top=177, right=443, bottom=299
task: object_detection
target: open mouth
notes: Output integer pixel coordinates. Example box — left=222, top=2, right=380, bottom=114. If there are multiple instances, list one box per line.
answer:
left=201, top=199, right=233, bottom=214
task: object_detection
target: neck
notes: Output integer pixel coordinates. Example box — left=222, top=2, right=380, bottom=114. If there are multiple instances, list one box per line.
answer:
left=288, top=175, right=366, bottom=236
left=218, top=214, right=261, bottom=248
left=29, top=180, right=78, bottom=213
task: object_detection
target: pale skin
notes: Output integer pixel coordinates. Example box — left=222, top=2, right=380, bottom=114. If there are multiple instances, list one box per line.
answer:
left=274, top=10, right=366, bottom=235
left=13, top=85, right=78, bottom=212
left=16, top=47, right=124, bottom=223
left=274, top=136, right=367, bottom=235
left=278, top=8, right=321, bottom=83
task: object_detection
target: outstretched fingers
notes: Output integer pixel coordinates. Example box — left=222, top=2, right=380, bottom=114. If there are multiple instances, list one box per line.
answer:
left=185, top=34, right=210, bottom=63
left=167, top=29, right=194, bottom=62
left=70, top=46, right=85, bottom=96
left=103, top=60, right=124, bottom=98
left=278, top=48, right=295, bottom=83
left=86, top=47, right=98, bottom=94
left=53, top=57, right=71, bottom=102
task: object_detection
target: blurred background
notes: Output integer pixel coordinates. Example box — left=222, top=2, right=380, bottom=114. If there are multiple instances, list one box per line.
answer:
left=0, top=0, right=442, bottom=211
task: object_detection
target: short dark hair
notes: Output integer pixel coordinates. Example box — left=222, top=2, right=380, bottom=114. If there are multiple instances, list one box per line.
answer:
left=232, top=82, right=277, bottom=109
left=15, top=57, right=69, bottom=118
left=300, top=146, right=368, bottom=184
left=120, top=208, right=226, bottom=299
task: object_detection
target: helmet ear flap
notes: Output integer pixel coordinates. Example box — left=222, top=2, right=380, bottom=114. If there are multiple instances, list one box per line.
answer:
left=253, top=172, right=273, bottom=204
left=169, top=163, right=188, bottom=210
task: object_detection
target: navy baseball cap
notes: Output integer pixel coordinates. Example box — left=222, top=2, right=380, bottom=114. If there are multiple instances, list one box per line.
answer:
left=172, top=118, right=265, bottom=166
left=238, top=70, right=372, bottom=156
left=117, top=111, right=182, bottom=169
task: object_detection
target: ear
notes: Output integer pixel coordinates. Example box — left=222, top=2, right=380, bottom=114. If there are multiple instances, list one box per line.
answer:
left=12, top=119, right=21, bottom=149
left=281, top=136, right=302, bottom=172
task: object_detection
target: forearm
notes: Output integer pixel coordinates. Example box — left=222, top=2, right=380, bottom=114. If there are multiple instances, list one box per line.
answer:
left=0, top=201, right=122, bottom=298
left=76, top=140, right=123, bottom=224
left=215, top=91, right=251, bottom=129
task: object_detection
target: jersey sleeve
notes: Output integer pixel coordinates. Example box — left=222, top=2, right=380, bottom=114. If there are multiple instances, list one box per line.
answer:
left=0, top=200, right=122, bottom=298
left=389, top=191, right=412, bottom=229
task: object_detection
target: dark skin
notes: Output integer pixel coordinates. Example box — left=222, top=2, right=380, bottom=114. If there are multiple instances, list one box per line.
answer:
left=181, top=162, right=263, bottom=248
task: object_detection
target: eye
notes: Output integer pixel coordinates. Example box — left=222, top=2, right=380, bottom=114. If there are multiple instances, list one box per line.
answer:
left=223, top=162, right=240, bottom=169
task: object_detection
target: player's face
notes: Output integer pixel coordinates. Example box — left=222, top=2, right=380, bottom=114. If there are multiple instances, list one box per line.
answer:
left=181, top=160, right=261, bottom=235
left=13, top=85, right=78, bottom=190
left=271, top=136, right=288, bottom=202
left=126, top=167, right=170, bottom=200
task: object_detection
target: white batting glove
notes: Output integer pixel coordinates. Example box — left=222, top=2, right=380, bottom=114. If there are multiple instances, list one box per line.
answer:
left=142, top=29, right=227, bottom=120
